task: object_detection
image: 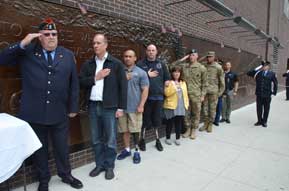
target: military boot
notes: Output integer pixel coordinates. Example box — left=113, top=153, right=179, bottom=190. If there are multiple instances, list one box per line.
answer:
left=190, top=129, right=196, bottom=139
left=182, top=128, right=191, bottom=138
left=206, top=123, right=213, bottom=133
left=199, top=122, right=208, bottom=131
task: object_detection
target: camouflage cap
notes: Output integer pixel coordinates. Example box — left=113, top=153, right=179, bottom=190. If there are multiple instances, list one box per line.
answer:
left=206, top=51, right=215, bottom=57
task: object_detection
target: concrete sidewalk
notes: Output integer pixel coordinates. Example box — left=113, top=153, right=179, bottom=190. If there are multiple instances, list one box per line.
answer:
left=14, top=92, right=289, bottom=191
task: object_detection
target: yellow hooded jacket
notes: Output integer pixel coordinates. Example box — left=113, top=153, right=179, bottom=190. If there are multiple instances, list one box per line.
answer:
left=164, top=80, right=189, bottom=110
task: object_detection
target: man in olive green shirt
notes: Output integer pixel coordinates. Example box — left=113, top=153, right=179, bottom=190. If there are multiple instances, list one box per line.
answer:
left=171, top=49, right=207, bottom=139
left=200, top=51, right=225, bottom=133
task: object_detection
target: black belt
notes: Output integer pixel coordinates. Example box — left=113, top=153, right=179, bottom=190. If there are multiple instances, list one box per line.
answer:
left=89, top=100, right=103, bottom=103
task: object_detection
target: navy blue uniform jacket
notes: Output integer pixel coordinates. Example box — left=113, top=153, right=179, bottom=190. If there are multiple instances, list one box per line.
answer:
left=0, top=42, right=79, bottom=125
left=247, top=69, right=278, bottom=97
left=282, top=72, right=289, bottom=86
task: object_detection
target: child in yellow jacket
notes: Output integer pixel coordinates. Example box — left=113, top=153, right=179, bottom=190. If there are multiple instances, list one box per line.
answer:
left=163, top=66, right=189, bottom=145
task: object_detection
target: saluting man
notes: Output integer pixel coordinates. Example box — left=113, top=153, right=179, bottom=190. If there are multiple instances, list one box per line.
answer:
left=0, top=18, right=83, bottom=191
left=247, top=61, right=278, bottom=127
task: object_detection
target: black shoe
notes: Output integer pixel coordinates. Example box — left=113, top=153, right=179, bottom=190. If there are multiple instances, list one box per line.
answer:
left=38, top=182, right=48, bottom=191
left=89, top=166, right=105, bottom=177
left=226, top=119, right=231, bottom=124
left=105, top=168, right=115, bottom=180
left=254, top=122, right=262, bottom=126
left=155, top=139, right=163, bottom=151
left=61, top=175, right=83, bottom=189
left=213, top=122, right=219, bottom=126
left=262, top=123, right=267, bottom=128
left=220, top=119, right=226, bottom=123
left=138, top=138, right=146, bottom=151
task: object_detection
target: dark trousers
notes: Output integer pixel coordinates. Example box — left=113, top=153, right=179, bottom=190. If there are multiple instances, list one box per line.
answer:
left=30, top=120, right=71, bottom=183
left=256, top=96, right=271, bottom=124
left=286, top=86, right=289, bottom=100
left=214, top=96, right=223, bottom=123
left=166, top=116, right=183, bottom=139
left=142, top=100, right=163, bottom=129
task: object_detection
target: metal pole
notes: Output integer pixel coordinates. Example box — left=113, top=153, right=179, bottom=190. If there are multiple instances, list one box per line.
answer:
left=218, top=25, right=240, bottom=29
left=187, top=9, right=214, bottom=16
left=206, top=18, right=234, bottom=24
left=165, top=0, right=192, bottom=6
left=265, top=0, right=271, bottom=61
left=230, top=30, right=251, bottom=34
left=238, top=34, right=258, bottom=38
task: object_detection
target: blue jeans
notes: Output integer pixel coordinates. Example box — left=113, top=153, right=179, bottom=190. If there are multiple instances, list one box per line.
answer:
left=88, top=101, right=117, bottom=169
left=214, top=96, right=223, bottom=123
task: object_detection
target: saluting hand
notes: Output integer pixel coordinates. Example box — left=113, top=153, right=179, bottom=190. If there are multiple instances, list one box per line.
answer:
left=68, top=113, right=77, bottom=118
left=148, top=68, right=159, bottom=78
left=180, top=55, right=190, bottom=62
left=20, top=33, right=42, bottom=48
left=95, top=68, right=111, bottom=80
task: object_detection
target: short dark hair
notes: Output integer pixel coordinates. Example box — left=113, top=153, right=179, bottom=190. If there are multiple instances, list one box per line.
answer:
left=170, top=66, right=185, bottom=82
left=123, top=49, right=136, bottom=57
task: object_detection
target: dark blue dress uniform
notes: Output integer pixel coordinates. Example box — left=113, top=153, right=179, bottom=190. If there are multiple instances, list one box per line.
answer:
left=282, top=72, right=289, bottom=100
left=0, top=42, right=80, bottom=185
left=247, top=67, right=278, bottom=126
left=0, top=42, right=79, bottom=124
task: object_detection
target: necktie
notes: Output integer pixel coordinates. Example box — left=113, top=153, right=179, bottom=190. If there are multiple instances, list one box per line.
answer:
left=47, top=51, right=53, bottom=66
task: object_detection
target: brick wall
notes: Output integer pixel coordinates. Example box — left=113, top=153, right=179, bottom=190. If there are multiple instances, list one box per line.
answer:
left=42, top=0, right=268, bottom=58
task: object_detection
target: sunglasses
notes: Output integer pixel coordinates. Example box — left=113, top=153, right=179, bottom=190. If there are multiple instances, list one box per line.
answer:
left=42, top=32, right=58, bottom=37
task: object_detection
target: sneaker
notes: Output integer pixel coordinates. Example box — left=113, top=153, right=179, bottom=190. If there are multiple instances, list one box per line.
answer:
left=213, top=122, right=219, bottom=126
left=155, top=139, right=163, bottom=151
left=165, top=139, right=172, bottom=145
left=138, top=138, right=146, bottom=151
left=226, top=119, right=231, bottom=123
left=133, top=151, right=141, bottom=164
left=174, top=139, right=181, bottom=146
left=117, top=149, right=131, bottom=160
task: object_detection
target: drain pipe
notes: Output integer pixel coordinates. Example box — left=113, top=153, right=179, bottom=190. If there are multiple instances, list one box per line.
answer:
left=265, top=0, right=271, bottom=61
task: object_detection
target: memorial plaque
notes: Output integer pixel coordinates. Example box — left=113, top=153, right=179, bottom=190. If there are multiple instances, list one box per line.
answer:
left=0, top=0, right=181, bottom=148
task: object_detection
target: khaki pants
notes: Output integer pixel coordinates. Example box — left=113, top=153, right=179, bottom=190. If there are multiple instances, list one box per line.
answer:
left=184, top=96, right=202, bottom=129
left=222, top=91, right=233, bottom=120
left=202, top=94, right=218, bottom=123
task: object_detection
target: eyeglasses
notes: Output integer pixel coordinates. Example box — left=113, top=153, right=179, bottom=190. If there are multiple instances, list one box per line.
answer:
left=42, top=32, right=57, bottom=37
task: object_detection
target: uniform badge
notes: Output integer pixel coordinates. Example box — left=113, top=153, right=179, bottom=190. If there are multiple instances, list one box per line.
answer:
left=35, top=52, right=41, bottom=57
left=156, top=63, right=162, bottom=69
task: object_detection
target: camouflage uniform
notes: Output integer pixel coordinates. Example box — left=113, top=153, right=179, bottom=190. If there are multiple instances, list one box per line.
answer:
left=200, top=61, right=225, bottom=132
left=170, top=60, right=207, bottom=138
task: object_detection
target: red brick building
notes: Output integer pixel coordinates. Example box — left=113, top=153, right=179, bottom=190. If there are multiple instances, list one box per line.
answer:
left=0, top=0, right=288, bottom=189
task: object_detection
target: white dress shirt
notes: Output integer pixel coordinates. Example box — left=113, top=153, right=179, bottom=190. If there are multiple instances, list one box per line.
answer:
left=90, top=52, right=108, bottom=101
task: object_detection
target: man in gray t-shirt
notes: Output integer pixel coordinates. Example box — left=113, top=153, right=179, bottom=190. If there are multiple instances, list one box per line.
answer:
left=117, top=50, right=149, bottom=164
